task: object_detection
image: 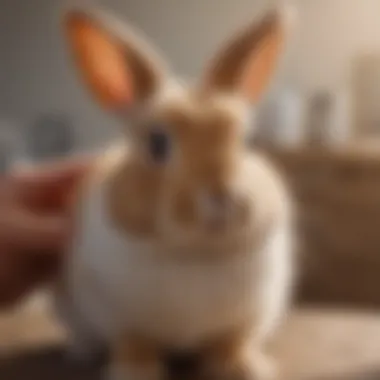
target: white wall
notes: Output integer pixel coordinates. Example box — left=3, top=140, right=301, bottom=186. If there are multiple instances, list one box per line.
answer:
left=1, top=0, right=380, bottom=153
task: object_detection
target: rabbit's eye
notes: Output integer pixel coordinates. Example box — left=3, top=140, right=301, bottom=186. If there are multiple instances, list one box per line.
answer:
left=147, top=129, right=171, bottom=163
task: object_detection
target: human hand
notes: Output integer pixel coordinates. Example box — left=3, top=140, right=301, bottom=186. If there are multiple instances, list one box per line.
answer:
left=0, top=157, right=92, bottom=308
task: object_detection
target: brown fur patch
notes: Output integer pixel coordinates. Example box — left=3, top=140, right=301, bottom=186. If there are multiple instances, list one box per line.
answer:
left=159, top=95, right=241, bottom=182
left=106, top=149, right=163, bottom=238
left=157, top=96, right=243, bottom=229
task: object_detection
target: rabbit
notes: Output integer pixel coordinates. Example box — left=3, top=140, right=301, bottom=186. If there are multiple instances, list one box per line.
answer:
left=54, top=3, right=297, bottom=380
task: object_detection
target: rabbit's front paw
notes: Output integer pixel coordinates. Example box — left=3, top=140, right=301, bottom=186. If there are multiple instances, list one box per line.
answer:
left=250, top=351, right=277, bottom=380
left=208, top=350, right=276, bottom=380
left=105, top=364, right=161, bottom=380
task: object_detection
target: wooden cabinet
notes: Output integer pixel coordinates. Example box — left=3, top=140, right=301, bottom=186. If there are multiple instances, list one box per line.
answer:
left=264, top=145, right=380, bottom=307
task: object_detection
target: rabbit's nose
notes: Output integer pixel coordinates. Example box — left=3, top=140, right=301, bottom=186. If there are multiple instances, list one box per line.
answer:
left=199, top=187, right=236, bottom=229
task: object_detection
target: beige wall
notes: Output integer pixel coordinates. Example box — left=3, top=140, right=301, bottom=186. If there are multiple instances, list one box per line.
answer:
left=288, top=0, right=380, bottom=91
left=1, top=0, right=380, bottom=152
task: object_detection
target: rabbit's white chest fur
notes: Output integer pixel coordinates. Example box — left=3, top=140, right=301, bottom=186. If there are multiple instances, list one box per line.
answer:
left=58, top=168, right=292, bottom=349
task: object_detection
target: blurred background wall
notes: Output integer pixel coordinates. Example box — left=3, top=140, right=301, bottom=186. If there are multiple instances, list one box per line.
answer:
left=1, top=0, right=380, bottom=159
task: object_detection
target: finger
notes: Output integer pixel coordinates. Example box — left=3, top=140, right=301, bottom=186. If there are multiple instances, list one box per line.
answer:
left=0, top=246, right=14, bottom=288
left=0, top=177, right=13, bottom=206
left=14, top=155, right=93, bottom=184
left=0, top=250, right=28, bottom=308
left=0, top=268, right=39, bottom=309
left=11, top=155, right=94, bottom=208
left=3, top=208, right=68, bottom=253
left=0, top=244, right=62, bottom=309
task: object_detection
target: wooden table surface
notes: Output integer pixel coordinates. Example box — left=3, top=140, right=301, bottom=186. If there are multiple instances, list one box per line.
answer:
left=1, top=293, right=380, bottom=380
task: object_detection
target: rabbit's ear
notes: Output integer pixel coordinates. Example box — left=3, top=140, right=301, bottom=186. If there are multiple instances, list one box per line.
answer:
left=64, top=7, right=167, bottom=110
left=201, top=5, right=295, bottom=103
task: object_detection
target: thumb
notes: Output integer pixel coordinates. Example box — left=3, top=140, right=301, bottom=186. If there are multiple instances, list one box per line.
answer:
left=12, top=156, right=93, bottom=209
left=3, top=209, right=68, bottom=253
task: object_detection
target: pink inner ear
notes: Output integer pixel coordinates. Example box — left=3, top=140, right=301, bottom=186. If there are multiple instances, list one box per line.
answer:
left=66, top=13, right=135, bottom=109
left=239, top=30, right=284, bottom=103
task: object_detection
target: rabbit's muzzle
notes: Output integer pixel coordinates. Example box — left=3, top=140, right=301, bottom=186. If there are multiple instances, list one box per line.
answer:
left=198, top=186, right=247, bottom=232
